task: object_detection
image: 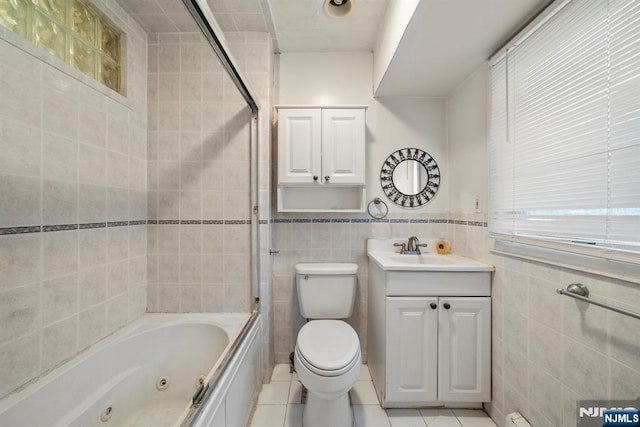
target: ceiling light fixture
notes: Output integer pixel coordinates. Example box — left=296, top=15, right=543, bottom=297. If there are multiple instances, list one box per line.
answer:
left=323, top=0, right=354, bottom=19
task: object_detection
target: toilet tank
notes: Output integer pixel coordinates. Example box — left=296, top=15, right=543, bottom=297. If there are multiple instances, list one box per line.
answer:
left=295, top=263, right=358, bottom=319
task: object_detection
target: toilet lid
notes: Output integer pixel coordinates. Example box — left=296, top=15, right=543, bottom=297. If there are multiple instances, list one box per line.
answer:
left=296, top=320, right=360, bottom=373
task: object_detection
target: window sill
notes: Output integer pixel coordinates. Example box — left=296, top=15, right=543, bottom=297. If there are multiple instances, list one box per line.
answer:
left=491, top=235, right=640, bottom=285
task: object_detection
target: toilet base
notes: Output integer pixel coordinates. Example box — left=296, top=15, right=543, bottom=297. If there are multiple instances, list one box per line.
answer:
left=303, top=390, right=353, bottom=427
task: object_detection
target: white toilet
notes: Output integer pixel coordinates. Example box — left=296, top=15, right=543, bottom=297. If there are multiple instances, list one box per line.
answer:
left=293, top=263, right=362, bottom=427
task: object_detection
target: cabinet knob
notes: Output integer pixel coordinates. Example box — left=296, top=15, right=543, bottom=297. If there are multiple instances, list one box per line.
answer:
left=313, top=175, right=318, bottom=181
left=430, top=303, right=437, bottom=310
left=443, top=303, right=451, bottom=310
left=324, top=175, right=330, bottom=181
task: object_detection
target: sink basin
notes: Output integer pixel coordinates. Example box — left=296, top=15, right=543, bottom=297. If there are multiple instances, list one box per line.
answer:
left=388, top=254, right=457, bottom=265
left=366, top=239, right=494, bottom=272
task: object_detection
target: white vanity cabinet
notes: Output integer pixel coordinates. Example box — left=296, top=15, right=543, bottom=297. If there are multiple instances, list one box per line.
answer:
left=276, top=106, right=366, bottom=212
left=368, top=260, right=492, bottom=408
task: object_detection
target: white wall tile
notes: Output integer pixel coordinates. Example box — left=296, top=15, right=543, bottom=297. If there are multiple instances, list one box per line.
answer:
left=0, top=284, right=41, bottom=343
left=0, top=119, right=42, bottom=177
left=0, top=333, right=41, bottom=398
left=42, top=274, right=78, bottom=326
left=79, top=265, right=107, bottom=307
left=42, top=315, right=78, bottom=370
left=0, top=234, right=41, bottom=291
left=0, top=175, right=41, bottom=227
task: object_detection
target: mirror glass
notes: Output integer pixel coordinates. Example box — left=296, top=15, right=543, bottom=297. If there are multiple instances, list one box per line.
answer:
left=380, top=148, right=440, bottom=208
left=392, top=160, right=428, bottom=195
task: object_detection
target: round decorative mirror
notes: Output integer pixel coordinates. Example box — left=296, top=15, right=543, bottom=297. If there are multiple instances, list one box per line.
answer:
left=380, top=148, right=440, bottom=208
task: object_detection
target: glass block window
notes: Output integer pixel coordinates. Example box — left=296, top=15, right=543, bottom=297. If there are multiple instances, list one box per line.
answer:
left=0, top=0, right=122, bottom=93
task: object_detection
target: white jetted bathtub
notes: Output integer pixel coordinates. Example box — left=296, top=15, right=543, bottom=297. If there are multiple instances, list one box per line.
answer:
left=0, top=313, right=262, bottom=427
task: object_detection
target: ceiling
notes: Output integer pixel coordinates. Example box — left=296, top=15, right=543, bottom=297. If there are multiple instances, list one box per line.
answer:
left=116, top=0, right=276, bottom=36
left=266, top=0, right=389, bottom=52
left=116, top=0, right=387, bottom=53
left=116, top=0, right=549, bottom=96
left=375, top=0, right=550, bottom=97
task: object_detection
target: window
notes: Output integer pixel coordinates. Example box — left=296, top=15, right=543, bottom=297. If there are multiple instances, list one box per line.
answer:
left=0, top=0, right=122, bottom=93
left=489, top=0, right=640, bottom=262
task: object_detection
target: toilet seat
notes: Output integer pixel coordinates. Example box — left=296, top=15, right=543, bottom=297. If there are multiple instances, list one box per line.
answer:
left=295, top=320, right=360, bottom=377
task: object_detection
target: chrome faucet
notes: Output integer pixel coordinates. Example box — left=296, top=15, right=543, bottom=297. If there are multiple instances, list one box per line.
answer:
left=394, top=236, right=428, bottom=254
left=407, top=236, right=428, bottom=254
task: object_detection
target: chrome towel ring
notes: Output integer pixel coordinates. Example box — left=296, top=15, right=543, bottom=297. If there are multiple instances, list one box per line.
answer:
left=367, top=198, right=388, bottom=220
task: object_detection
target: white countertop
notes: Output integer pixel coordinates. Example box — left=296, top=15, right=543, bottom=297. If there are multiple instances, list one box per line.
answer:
left=367, top=238, right=494, bottom=272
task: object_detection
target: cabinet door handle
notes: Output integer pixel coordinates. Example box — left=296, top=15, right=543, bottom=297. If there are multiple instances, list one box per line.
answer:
left=324, top=175, right=330, bottom=182
left=443, top=303, right=451, bottom=310
left=313, top=175, right=318, bottom=182
left=430, top=303, right=437, bottom=310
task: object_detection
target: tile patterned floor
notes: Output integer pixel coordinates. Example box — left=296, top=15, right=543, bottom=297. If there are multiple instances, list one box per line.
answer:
left=249, top=364, right=497, bottom=427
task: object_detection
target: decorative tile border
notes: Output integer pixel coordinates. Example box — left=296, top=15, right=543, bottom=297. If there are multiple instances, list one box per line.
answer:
left=0, top=219, right=254, bottom=235
left=43, top=224, right=78, bottom=232
left=0, top=226, right=42, bottom=235
left=79, top=222, right=107, bottom=229
left=107, top=221, right=129, bottom=228
left=0, top=217, right=486, bottom=236
left=268, top=217, right=488, bottom=228
left=468, top=221, right=488, bottom=227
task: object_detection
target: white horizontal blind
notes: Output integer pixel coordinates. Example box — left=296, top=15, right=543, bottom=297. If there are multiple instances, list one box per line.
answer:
left=608, top=0, right=640, bottom=248
left=488, top=60, right=513, bottom=234
left=489, top=0, right=640, bottom=255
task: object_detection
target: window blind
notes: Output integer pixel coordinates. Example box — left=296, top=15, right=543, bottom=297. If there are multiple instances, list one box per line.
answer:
left=489, top=0, right=640, bottom=256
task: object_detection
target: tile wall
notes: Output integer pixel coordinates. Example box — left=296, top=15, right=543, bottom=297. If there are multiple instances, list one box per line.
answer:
left=145, top=29, right=274, bottom=382
left=271, top=212, right=450, bottom=364
left=486, top=250, right=640, bottom=427
left=0, top=0, right=148, bottom=399
left=146, top=30, right=249, bottom=313
left=146, top=31, right=273, bottom=319
left=448, top=218, right=640, bottom=427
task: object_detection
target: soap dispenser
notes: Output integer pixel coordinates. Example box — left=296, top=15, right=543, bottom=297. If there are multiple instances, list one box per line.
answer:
left=435, top=233, right=450, bottom=254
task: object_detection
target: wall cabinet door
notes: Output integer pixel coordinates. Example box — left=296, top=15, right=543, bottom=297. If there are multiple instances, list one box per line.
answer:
left=386, top=297, right=438, bottom=403
left=277, top=109, right=321, bottom=184
left=437, top=297, right=491, bottom=402
left=278, top=108, right=365, bottom=185
left=321, top=109, right=365, bottom=184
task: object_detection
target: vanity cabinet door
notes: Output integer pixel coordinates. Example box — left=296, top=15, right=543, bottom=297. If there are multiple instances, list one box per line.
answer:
left=437, top=297, right=491, bottom=402
left=321, top=109, right=365, bottom=184
left=386, top=297, right=438, bottom=403
left=277, top=108, right=322, bottom=184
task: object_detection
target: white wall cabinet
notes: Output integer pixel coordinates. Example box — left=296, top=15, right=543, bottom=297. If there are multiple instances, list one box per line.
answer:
left=276, top=106, right=366, bottom=211
left=368, top=262, right=491, bottom=408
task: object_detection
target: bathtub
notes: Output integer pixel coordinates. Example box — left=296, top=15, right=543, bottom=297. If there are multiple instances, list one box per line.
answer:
left=0, top=313, right=263, bottom=427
